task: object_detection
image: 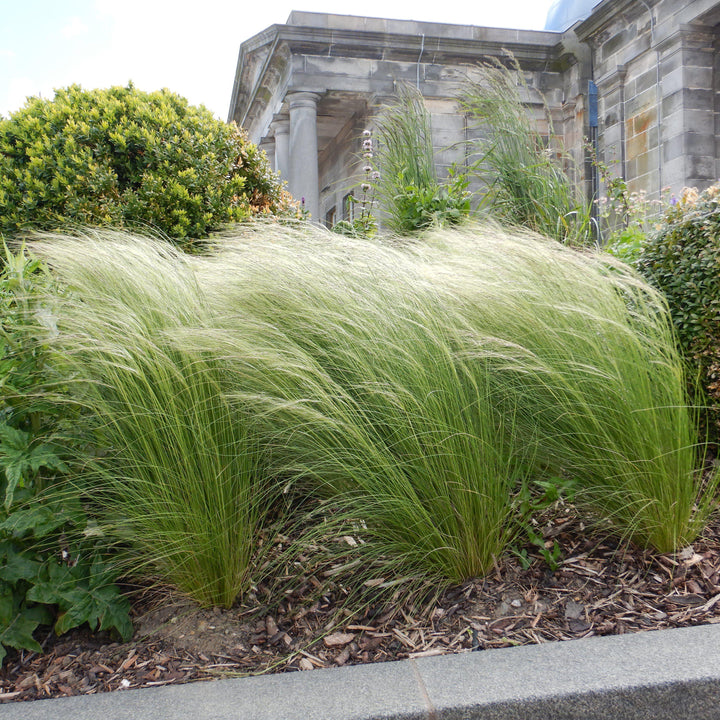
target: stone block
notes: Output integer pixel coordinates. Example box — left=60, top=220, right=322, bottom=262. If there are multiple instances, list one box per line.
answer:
left=625, top=86, right=658, bottom=117
left=628, top=170, right=659, bottom=196
left=627, top=130, right=650, bottom=159
left=688, top=155, right=717, bottom=181
left=662, top=156, right=687, bottom=188
left=602, top=28, right=636, bottom=62
left=686, top=131, right=717, bottom=157
left=660, top=108, right=712, bottom=138
left=635, top=148, right=659, bottom=177
left=663, top=135, right=686, bottom=163
left=619, top=34, right=652, bottom=65
left=631, top=67, right=658, bottom=96
left=630, top=107, right=657, bottom=136
left=662, top=88, right=713, bottom=116
left=683, top=65, right=713, bottom=90
left=601, top=122, right=623, bottom=148
left=302, top=56, right=373, bottom=80
left=660, top=67, right=685, bottom=96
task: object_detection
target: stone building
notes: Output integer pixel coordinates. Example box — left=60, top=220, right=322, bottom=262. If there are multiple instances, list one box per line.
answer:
left=228, top=0, right=720, bottom=224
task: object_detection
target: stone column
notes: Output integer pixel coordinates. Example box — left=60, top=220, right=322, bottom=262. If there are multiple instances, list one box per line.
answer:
left=287, top=92, right=320, bottom=219
left=656, top=24, right=716, bottom=194
left=258, top=139, right=275, bottom=178
left=272, top=116, right=290, bottom=180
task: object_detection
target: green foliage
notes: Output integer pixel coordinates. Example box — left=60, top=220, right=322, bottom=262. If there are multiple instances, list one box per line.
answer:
left=27, top=226, right=714, bottom=618
left=0, top=247, right=130, bottom=663
left=591, top=147, right=668, bottom=259
left=0, top=510, right=132, bottom=664
left=26, top=234, right=284, bottom=608
left=605, top=225, right=647, bottom=265
left=513, top=477, right=576, bottom=570
left=418, top=228, right=711, bottom=552
left=372, top=84, right=471, bottom=234
left=332, top=158, right=377, bottom=238
left=636, top=184, right=720, bottom=433
left=0, top=84, right=291, bottom=247
left=461, top=57, right=592, bottom=244
left=388, top=170, right=471, bottom=235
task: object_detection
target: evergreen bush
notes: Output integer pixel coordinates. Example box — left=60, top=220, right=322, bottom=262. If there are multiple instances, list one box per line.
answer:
left=636, top=184, right=720, bottom=433
left=0, top=84, right=291, bottom=247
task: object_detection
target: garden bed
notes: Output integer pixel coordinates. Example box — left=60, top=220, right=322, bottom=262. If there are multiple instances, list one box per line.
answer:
left=3, top=507, right=719, bottom=704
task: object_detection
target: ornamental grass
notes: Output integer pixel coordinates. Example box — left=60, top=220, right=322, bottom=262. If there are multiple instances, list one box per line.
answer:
left=30, top=224, right=715, bottom=607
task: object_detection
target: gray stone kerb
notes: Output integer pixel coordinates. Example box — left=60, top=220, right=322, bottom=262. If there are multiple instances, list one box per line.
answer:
left=2, top=623, right=720, bottom=720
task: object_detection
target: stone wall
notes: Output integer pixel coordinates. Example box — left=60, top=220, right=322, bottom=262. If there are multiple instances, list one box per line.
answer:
left=229, top=1, right=720, bottom=223
left=577, top=0, right=720, bottom=199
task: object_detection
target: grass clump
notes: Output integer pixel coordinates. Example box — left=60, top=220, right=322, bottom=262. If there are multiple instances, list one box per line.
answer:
left=27, top=224, right=716, bottom=611
left=28, top=233, right=278, bottom=608
left=372, top=84, right=470, bottom=234
left=413, top=227, right=712, bottom=551
left=198, top=232, right=527, bottom=583
left=461, top=58, right=593, bottom=244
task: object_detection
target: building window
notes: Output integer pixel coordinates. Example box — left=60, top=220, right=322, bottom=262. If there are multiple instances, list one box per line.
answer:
left=343, top=193, right=355, bottom=221
left=325, top=206, right=336, bottom=228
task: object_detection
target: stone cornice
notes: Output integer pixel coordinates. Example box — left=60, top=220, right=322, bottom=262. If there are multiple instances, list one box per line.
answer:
left=261, top=24, right=560, bottom=65
left=575, top=0, right=647, bottom=41
left=229, top=18, right=576, bottom=128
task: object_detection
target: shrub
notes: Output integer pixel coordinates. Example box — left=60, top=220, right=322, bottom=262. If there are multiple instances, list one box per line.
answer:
left=636, top=184, right=720, bottom=434
left=0, top=84, right=292, bottom=248
left=0, top=246, right=130, bottom=663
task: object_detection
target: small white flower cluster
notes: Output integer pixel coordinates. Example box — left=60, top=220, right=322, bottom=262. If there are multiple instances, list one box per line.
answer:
left=354, top=130, right=378, bottom=232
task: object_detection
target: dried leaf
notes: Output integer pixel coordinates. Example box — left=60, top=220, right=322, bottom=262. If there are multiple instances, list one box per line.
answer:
left=323, top=632, right=355, bottom=647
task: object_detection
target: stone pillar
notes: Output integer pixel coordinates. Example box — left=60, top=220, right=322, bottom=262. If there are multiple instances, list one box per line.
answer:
left=258, top=139, right=275, bottom=178
left=656, top=24, right=716, bottom=194
left=287, top=92, right=320, bottom=219
left=272, top=116, right=290, bottom=180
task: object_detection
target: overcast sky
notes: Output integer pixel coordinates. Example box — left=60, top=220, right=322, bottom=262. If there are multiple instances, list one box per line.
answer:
left=1, top=0, right=557, bottom=122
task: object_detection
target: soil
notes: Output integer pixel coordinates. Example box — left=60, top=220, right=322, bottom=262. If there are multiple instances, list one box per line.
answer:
left=2, top=508, right=720, bottom=704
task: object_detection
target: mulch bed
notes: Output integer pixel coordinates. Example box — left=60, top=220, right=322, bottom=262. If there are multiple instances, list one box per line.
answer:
left=2, top=508, right=720, bottom=704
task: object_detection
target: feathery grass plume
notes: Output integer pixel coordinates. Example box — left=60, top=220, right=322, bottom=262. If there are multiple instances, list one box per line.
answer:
left=28, top=230, right=279, bottom=608
left=461, top=56, right=593, bottom=244
left=412, top=225, right=716, bottom=551
left=203, top=222, right=713, bottom=554
left=197, top=227, right=527, bottom=584
left=30, top=223, right=715, bottom=614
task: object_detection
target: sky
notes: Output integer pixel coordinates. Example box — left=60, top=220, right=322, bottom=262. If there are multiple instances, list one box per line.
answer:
left=1, top=0, right=557, bottom=122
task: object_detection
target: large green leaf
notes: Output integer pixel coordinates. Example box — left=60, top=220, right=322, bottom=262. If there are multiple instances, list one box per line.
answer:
left=0, top=586, right=43, bottom=662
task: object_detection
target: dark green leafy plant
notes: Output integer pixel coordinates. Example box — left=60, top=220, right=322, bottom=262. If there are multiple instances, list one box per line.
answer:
left=0, top=246, right=131, bottom=663
left=512, top=476, right=576, bottom=570
left=389, top=170, right=471, bottom=234
left=0, top=84, right=293, bottom=248
left=636, top=184, right=720, bottom=435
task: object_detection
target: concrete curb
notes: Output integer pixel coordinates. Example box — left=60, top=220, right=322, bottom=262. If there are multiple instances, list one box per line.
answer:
left=1, top=623, right=719, bottom=719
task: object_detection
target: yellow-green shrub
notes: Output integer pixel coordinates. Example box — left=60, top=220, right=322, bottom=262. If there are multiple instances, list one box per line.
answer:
left=0, top=84, right=290, bottom=247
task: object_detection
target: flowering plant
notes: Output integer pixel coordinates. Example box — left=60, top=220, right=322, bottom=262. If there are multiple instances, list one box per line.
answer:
left=332, top=130, right=378, bottom=238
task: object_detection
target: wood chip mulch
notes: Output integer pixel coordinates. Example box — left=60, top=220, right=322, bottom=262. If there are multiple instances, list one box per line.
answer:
left=3, top=508, right=720, bottom=704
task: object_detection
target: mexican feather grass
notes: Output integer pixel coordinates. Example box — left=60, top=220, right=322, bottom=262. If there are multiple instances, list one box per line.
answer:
left=30, top=224, right=716, bottom=606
